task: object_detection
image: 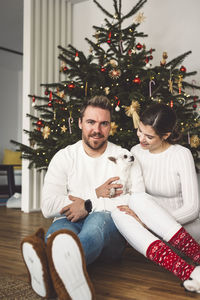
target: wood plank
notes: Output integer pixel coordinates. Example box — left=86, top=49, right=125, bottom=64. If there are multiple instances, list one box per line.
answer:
left=0, top=206, right=199, bottom=299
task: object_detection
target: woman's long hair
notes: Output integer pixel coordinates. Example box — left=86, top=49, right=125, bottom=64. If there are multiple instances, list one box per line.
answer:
left=140, top=103, right=181, bottom=144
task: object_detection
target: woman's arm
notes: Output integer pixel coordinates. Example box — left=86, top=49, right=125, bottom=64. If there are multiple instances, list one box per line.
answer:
left=171, top=147, right=199, bottom=224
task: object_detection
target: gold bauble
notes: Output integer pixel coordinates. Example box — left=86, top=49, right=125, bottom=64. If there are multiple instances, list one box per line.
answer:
left=190, top=135, right=200, bottom=148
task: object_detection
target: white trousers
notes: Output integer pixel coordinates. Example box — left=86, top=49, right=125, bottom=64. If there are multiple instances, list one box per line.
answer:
left=111, top=192, right=181, bottom=256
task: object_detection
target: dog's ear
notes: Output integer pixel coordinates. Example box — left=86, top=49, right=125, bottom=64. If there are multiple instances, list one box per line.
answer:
left=108, top=156, right=117, bottom=164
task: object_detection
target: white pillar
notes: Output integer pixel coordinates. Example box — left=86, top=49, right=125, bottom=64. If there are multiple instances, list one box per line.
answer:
left=22, top=0, right=76, bottom=212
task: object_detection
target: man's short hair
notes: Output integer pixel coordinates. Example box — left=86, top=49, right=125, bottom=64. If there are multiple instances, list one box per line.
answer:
left=80, top=96, right=112, bottom=120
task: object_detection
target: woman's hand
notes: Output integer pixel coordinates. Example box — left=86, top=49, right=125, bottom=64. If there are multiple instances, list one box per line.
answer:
left=117, top=205, right=147, bottom=228
left=96, top=177, right=123, bottom=198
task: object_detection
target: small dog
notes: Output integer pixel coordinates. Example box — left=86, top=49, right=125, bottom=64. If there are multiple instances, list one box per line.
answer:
left=108, top=149, right=134, bottom=196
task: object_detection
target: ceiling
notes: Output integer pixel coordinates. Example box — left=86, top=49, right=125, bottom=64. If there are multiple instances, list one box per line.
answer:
left=0, top=0, right=23, bottom=54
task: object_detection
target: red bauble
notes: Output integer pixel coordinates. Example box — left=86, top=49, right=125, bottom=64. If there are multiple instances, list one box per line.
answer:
left=107, top=40, right=111, bottom=44
left=63, top=66, right=68, bottom=72
left=68, top=83, right=75, bottom=89
left=149, top=55, right=153, bottom=60
left=133, top=77, right=141, bottom=84
left=37, top=127, right=41, bottom=131
left=101, top=67, right=106, bottom=72
left=37, top=120, right=43, bottom=126
left=136, top=43, right=143, bottom=50
left=193, top=104, right=197, bottom=109
left=45, top=89, right=49, bottom=95
left=180, top=65, right=186, bottom=73
left=48, top=102, right=53, bottom=107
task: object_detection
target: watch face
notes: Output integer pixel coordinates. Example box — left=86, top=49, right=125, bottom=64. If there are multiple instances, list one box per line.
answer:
left=85, top=199, right=92, bottom=213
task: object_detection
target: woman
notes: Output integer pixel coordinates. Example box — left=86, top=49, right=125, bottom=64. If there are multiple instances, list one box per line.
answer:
left=112, top=103, right=200, bottom=293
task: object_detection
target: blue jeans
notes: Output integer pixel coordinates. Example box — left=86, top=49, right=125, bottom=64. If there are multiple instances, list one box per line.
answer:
left=45, top=212, right=126, bottom=265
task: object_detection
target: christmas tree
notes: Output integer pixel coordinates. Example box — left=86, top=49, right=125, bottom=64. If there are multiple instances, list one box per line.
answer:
left=12, top=0, right=200, bottom=170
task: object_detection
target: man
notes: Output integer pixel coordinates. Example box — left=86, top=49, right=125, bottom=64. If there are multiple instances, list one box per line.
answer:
left=21, top=96, right=144, bottom=300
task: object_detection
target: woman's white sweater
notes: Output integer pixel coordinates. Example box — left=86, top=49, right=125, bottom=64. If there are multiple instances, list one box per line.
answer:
left=131, top=144, right=199, bottom=225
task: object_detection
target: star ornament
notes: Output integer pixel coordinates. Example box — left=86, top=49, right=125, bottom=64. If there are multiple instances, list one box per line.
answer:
left=109, top=69, right=121, bottom=79
left=109, top=122, right=118, bottom=136
left=134, top=12, right=146, bottom=24
left=42, top=126, right=51, bottom=139
left=61, top=125, right=67, bottom=133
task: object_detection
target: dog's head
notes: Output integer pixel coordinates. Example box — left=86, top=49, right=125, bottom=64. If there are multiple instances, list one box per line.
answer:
left=108, top=149, right=134, bottom=171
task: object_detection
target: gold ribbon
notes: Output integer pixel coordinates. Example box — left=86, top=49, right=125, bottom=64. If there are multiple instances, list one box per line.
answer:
left=125, top=100, right=140, bottom=129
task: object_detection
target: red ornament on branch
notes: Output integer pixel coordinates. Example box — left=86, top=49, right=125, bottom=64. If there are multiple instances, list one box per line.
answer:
left=37, top=120, right=44, bottom=127
left=45, top=89, right=49, bottom=95
left=136, top=43, right=143, bottom=50
left=68, top=83, right=75, bottom=89
left=107, top=31, right=111, bottom=44
left=32, top=96, right=35, bottom=107
left=49, top=91, right=53, bottom=101
left=180, top=65, right=186, bottom=73
left=133, top=76, right=141, bottom=84
left=193, top=96, right=197, bottom=109
left=100, top=67, right=106, bottom=72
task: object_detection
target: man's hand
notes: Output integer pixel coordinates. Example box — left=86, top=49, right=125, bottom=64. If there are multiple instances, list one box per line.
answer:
left=95, top=177, right=123, bottom=198
left=60, top=195, right=88, bottom=222
left=117, top=205, right=147, bottom=228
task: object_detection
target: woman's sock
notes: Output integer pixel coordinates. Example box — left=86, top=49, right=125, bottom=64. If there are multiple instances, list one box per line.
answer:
left=146, top=240, right=195, bottom=281
left=169, top=227, right=200, bottom=264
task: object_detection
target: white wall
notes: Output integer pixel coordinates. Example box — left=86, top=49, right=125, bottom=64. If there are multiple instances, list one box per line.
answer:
left=0, top=0, right=23, bottom=162
left=72, top=0, right=200, bottom=86
left=1, top=0, right=200, bottom=163
left=0, top=51, right=23, bottom=162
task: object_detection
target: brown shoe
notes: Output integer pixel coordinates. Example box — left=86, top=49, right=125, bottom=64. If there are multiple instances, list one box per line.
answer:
left=46, top=229, right=95, bottom=300
left=21, top=228, right=56, bottom=298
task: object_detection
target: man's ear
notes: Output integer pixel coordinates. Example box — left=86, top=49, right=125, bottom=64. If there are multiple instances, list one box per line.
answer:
left=78, top=118, right=82, bottom=130
left=163, top=132, right=171, bottom=141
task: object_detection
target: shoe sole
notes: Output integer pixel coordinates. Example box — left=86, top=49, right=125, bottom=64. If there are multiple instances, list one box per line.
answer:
left=22, top=241, right=47, bottom=297
left=183, top=279, right=200, bottom=293
left=47, top=230, right=95, bottom=300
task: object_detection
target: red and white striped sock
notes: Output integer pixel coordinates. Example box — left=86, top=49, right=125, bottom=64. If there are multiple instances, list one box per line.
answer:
left=169, top=227, right=200, bottom=264
left=146, top=240, right=195, bottom=281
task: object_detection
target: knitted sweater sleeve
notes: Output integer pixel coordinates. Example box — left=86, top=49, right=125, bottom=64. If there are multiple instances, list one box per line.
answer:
left=41, top=149, right=73, bottom=218
left=168, top=147, right=199, bottom=224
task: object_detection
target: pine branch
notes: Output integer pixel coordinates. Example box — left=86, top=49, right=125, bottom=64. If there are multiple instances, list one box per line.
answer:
left=93, top=0, right=113, bottom=18
left=166, top=51, right=192, bottom=69
left=121, top=0, right=147, bottom=20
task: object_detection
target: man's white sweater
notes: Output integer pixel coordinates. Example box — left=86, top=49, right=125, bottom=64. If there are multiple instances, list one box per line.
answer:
left=42, top=141, right=145, bottom=220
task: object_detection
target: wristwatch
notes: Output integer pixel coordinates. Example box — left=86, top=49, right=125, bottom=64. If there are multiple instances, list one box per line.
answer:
left=84, top=199, right=92, bottom=213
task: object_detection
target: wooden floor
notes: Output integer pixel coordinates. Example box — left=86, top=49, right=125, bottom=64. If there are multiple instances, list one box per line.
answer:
left=0, top=206, right=200, bottom=300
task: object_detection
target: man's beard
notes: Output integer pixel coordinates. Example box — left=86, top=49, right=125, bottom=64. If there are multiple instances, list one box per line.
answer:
left=82, top=132, right=107, bottom=151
